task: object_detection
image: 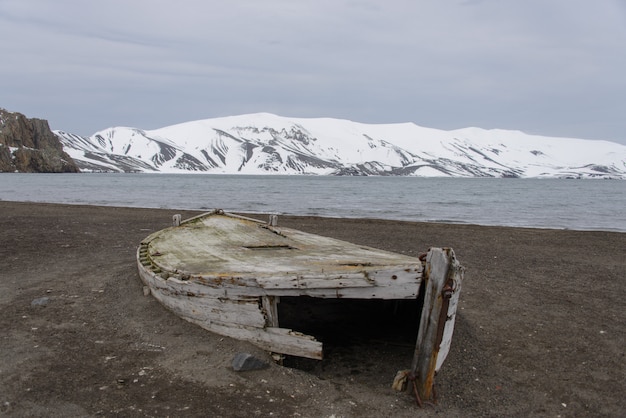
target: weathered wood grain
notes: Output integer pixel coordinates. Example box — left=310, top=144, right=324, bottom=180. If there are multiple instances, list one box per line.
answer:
left=410, top=247, right=464, bottom=403
left=137, top=209, right=464, bottom=391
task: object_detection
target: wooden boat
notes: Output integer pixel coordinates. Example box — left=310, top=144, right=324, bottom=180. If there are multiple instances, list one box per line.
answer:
left=137, top=210, right=463, bottom=402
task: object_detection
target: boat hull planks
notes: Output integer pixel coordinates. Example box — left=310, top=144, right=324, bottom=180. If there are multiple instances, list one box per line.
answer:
left=137, top=210, right=464, bottom=403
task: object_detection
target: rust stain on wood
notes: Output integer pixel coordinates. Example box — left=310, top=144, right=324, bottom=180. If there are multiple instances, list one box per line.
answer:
left=137, top=210, right=464, bottom=404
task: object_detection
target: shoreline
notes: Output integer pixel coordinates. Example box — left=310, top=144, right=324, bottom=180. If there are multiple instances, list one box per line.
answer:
left=1, top=201, right=624, bottom=417
left=1, top=199, right=625, bottom=234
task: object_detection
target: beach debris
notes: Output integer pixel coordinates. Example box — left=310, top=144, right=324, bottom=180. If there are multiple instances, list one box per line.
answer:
left=392, top=370, right=409, bottom=391
left=138, top=210, right=464, bottom=405
left=30, top=297, right=50, bottom=307
left=232, top=353, right=269, bottom=372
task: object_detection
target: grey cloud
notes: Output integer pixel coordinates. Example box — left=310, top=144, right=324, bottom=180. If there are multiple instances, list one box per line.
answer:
left=1, top=0, right=624, bottom=143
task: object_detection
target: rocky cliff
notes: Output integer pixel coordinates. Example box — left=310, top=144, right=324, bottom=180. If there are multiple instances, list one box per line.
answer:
left=0, top=108, right=79, bottom=173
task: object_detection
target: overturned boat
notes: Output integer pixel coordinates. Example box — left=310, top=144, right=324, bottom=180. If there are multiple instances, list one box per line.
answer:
left=137, top=210, right=463, bottom=402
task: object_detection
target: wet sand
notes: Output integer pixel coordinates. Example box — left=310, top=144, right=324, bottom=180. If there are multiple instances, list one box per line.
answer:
left=1, top=201, right=624, bottom=417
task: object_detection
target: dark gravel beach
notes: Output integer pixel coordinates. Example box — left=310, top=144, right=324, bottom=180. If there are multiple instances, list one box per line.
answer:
left=1, top=201, right=624, bottom=417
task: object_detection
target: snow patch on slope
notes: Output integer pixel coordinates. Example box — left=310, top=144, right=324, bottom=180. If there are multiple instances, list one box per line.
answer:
left=55, top=113, right=626, bottom=178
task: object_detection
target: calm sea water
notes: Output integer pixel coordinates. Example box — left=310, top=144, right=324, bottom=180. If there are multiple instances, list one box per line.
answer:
left=1, top=173, right=625, bottom=232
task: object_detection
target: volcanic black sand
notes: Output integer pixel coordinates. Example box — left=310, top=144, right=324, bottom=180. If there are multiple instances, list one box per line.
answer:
left=1, top=201, right=624, bottom=417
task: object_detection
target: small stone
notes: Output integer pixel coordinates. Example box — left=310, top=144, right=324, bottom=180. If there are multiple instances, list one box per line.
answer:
left=31, top=297, right=50, bottom=307
left=232, top=353, right=269, bottom=372
left=143, top=286, right=150, bottom=296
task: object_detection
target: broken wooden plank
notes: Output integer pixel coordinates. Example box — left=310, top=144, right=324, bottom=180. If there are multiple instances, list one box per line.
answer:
left=410, top=247, right=464, bottom=403
left=261, top=296, right=279, bottom=327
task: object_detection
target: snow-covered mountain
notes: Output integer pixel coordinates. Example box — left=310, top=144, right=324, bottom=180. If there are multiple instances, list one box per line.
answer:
left=55, top=113, right=626, bottom=178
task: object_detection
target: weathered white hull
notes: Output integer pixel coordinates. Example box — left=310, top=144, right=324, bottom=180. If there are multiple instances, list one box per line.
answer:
left=137, top=210, right=463, bottom=402
left=136, top=263, right=324, bottom=358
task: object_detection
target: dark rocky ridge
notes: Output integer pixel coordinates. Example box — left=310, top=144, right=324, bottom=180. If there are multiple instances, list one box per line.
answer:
left=0, top=108, right=79, bottom=173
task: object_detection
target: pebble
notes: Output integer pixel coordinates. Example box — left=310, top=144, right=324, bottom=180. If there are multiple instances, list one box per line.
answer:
left=232, top=352, right=269, bottom=372
left=31, top=297, right=50, bottom=307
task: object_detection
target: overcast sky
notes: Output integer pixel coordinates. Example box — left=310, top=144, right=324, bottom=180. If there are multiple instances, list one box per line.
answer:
left=2, top=0, right=625, bottom=144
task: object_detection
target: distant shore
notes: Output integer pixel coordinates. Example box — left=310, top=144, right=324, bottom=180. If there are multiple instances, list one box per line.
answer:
left=1, top=201, right=624, bottom=417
